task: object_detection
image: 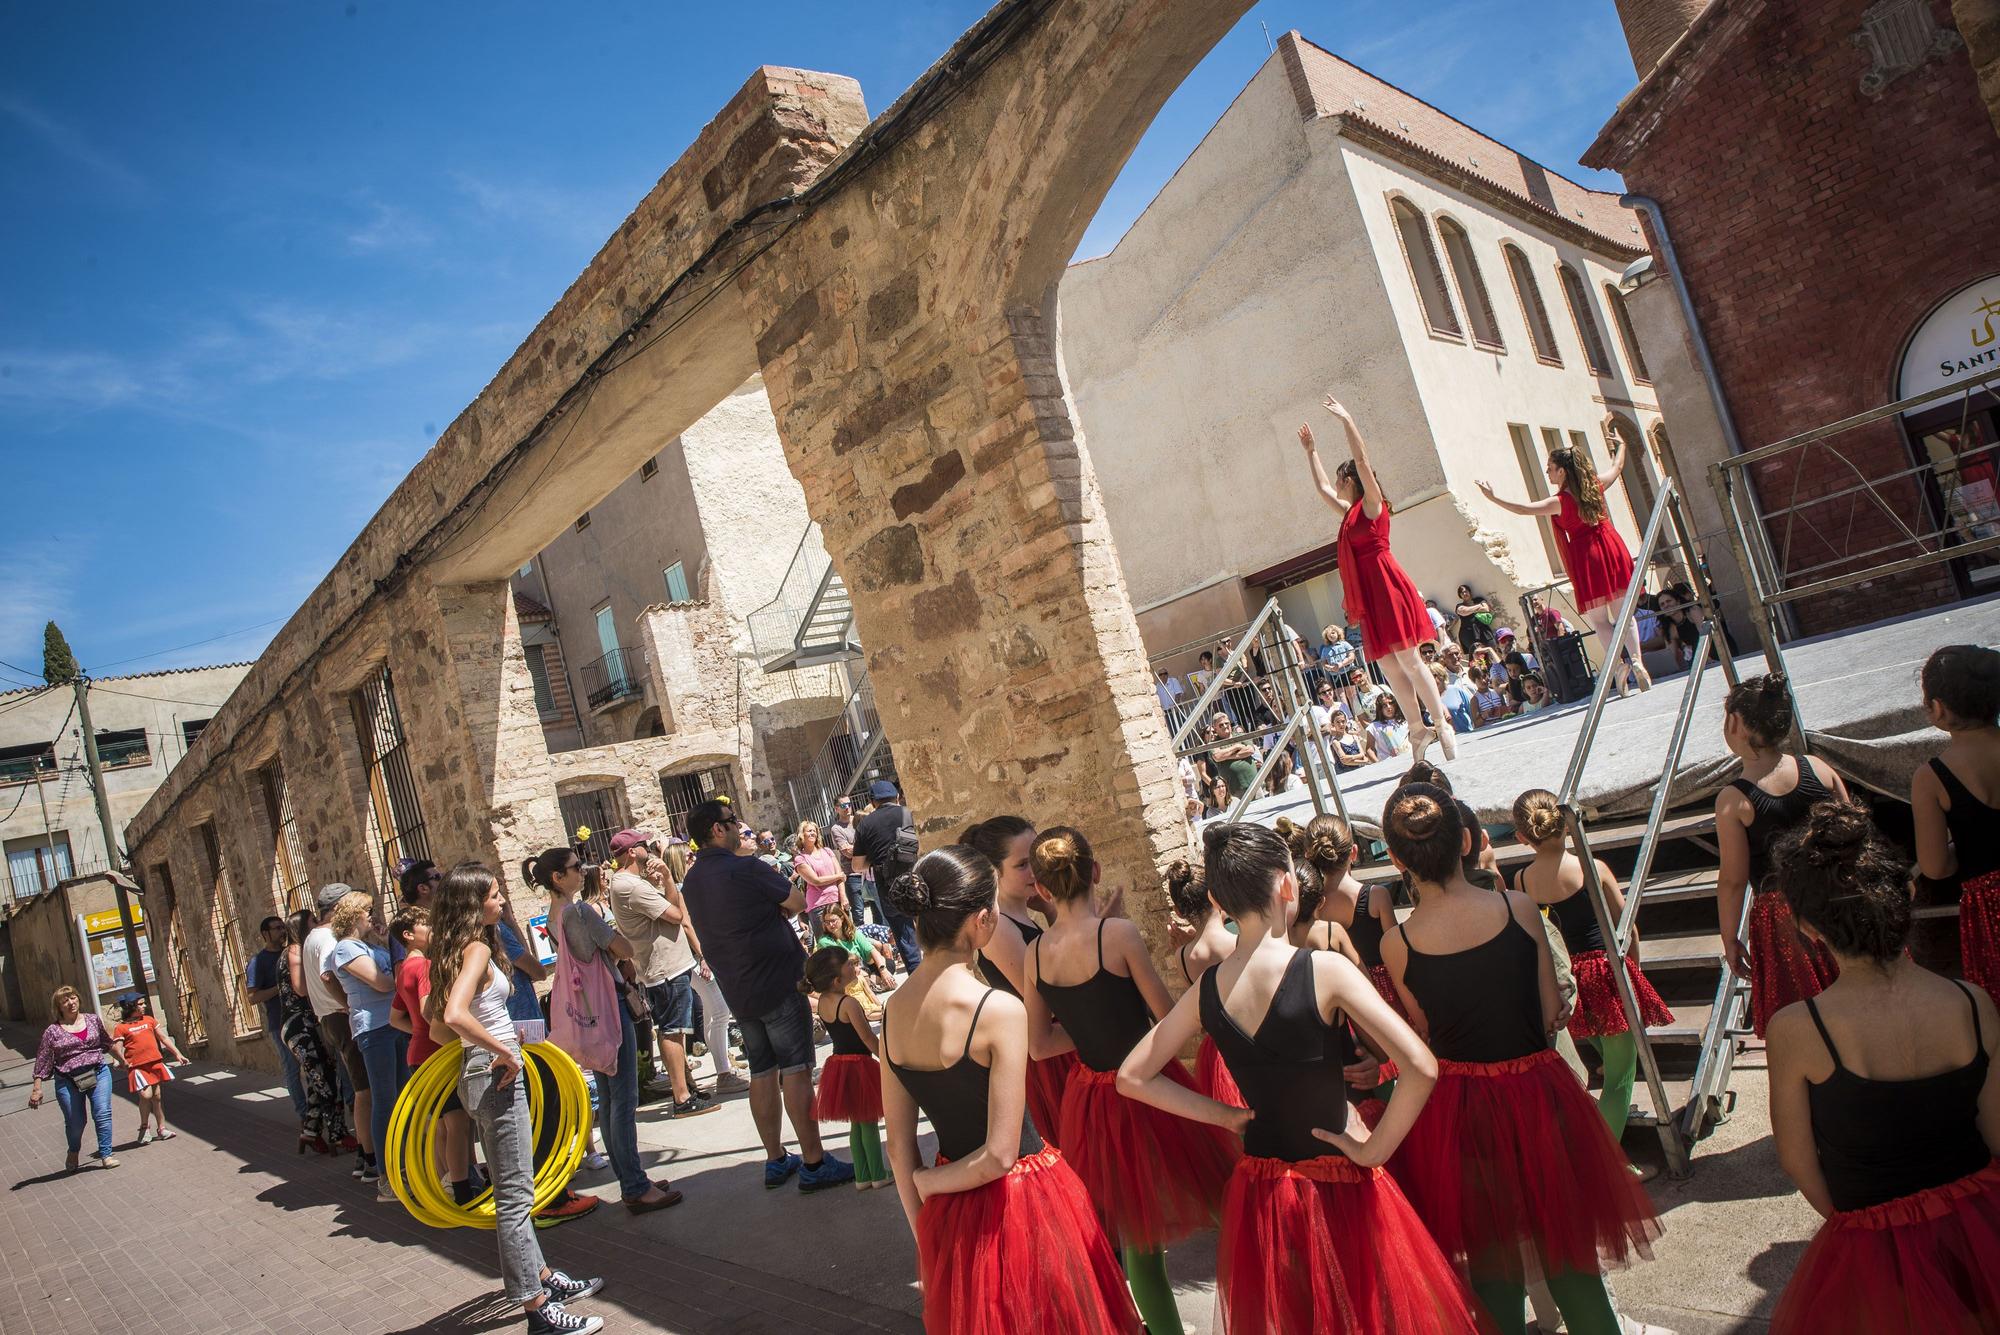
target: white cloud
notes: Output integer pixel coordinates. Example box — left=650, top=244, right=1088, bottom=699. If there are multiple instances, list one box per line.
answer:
left=450, top=169, right=627, bottom=246
left=0, top=94, right=149, bottom=202
left=345, top=198, right=436, bottom=254
left=0, top=550, right=81, bottom=676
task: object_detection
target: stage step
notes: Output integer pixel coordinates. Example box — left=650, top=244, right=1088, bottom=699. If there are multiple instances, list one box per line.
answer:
left=1357, top=809, right=1719, bottom=885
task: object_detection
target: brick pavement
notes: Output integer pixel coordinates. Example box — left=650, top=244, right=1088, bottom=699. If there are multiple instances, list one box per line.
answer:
left=0, top=1024, right=924, bottom=1335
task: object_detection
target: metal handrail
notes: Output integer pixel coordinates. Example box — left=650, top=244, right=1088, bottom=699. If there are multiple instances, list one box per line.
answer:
left=1720, top=365, right=2000, bottom=469
left=1224, top=708, right=1310, bottom=823
left=1613, top=628, right=1716, bottom=949
left=1681, top=890, right=1753, bottom=1143
left=1170, top=601, right=1286, bottom=751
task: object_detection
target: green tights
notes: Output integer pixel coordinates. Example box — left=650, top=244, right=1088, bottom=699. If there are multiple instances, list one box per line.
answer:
left=1121, top=1245, right=1182, bottom=1335
left=849, top=1121, right=885, bottom=1183
left=1590, top=1032, right=1638, bottom=1141
left=1471, top=1269, right=1619, bottom=1335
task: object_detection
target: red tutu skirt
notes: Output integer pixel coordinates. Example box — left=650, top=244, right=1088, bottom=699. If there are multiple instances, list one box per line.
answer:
left=1369, top=963, right=1412, bottom=1021
left=1553, top=497, right=1635, bottom=614
left=1339, top=504, right=1435, bottom=660
left=1772, top=1160, right=2000, bottom=1334
left=1353, top=1055, right=1399, bottom=1130
left=1194, top=1035, right=1245, bottom=1109
left=1750, top=890, right=1840, bottom=1039
left=1218, top=1155, right=1485, bottom=1333
left=1567, top=949, right=1675, bottom=1038
left=1059, top=1062, right=1240, bottom=1249
left=813, top=1053, right=882, bottom=1124
left=1026, top=1049, right=1081, bottom=1150
left=919, top=1146, right=1141, bottom=1335
left=1393, top=1048, right=1661, bottom=1281
left=1959, top=871, right=2000, bottom=1006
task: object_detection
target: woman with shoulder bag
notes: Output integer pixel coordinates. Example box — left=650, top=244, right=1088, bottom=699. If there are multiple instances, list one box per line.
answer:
left=28, top=985, right=125, bottom=1171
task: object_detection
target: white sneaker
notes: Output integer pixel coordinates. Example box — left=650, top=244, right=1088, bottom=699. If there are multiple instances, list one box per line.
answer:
left=136, top=1129, right=153, bottom=1145
left=580, top=1151, right=610, bottom=1172
left=377, top=1179, right=399, bottom=1203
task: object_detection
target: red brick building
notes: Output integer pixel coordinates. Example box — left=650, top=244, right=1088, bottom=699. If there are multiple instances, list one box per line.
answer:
left=1586, top=0, right=2000, bottom=633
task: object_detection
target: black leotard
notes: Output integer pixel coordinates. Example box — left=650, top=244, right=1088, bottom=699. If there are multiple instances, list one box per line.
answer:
left=1730, top=758, right=1832, bottom=892
left=1397, top=900, right=1547, bottom=1063
left=884, top=989, right=1042, bottom=1162
left=975, top=913, right=1042, bottom=997
left=1035, top=919, right=1154, bottom=1072
left=1929, top=757, right=2000, bottom=883
left=1346, top=883, right=1388, bottom=970
left=1542, top=883, right=1605, bottom=957
left=1804, top=981, right=1991, bottom=1212
left=822, top=1002, right=871, bottom=1057
left=1200, top=948, right=1349, bottom=1162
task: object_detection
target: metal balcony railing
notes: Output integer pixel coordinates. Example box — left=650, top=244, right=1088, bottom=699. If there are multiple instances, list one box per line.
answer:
left=579, top=646, right=645, bottom=711
left=749, top=522, right=861, bottom=673
left=787, top=662, right=895, bottom=827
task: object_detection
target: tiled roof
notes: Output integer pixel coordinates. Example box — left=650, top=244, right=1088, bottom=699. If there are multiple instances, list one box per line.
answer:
left=513, top=590, right=555, bottom=622
left=1582, top=0, right=1750, bottom=171
left=1279, top=32, right=1645, bottom=256
left=2, top=661, right=254, bottom=698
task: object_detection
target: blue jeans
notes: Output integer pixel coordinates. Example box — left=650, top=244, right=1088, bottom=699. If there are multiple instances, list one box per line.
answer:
left=738, top=993, right=816, bottom=1079
left=461, top=1046, right=548, bottom=1304
left=56, top=1063, right=115, bottom=1159
left=268, top=1029, right=309, bottom=1122
left=882, top=909, right=922, bottom=973
left=354, top=1024, right=405, bottom=1168
left=594, top=1006, right=653, bottom=1200
left=844, top=873, right=882, bottom=925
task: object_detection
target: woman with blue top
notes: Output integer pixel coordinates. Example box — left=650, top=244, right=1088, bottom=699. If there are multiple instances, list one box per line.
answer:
left=328, top=889, right=401, bottom=1202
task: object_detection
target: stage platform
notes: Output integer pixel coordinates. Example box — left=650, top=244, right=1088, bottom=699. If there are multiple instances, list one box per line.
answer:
left=1236, top=596, right=2000, bottom=839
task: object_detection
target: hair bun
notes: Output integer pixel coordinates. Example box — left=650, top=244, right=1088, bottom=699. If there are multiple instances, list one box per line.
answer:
left=1164, top=858, right=1196, bottom=893
left=1805, top=799, right=1869, bottom=849
left=886, top=870, right=931, bottom=916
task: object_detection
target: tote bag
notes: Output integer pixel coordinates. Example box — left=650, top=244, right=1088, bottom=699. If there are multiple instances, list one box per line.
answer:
left=549, top=909, right=621, bottom=1076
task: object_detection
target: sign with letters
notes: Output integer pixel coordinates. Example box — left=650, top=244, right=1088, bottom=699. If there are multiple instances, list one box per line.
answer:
left=1900, top=275, right=2000, bottom=405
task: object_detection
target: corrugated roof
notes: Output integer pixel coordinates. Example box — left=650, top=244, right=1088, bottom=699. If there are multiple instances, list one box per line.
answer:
left=1, top=661, right=254, bottom=698
left=1281, top=32, right=1645, bottom=255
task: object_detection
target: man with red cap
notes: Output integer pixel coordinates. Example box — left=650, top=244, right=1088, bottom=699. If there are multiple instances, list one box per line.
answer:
left=607, top=829, right=714, bottom=1118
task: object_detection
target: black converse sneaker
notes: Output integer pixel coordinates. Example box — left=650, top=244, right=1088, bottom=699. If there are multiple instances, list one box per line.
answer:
left=525, top=1300, right=602, bottom=1335
left=542, top=1271, right=603, bottom=1304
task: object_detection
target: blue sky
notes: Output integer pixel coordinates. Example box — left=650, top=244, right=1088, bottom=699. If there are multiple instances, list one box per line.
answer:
left=0, top=1, right=1638, bottom=685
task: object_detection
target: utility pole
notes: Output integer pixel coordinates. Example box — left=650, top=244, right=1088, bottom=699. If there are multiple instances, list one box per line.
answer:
left=72, top=676, right=150, bottom=997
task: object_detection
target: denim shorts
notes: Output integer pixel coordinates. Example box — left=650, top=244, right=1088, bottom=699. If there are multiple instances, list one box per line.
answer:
left=738, top=993, right=815, bottom=1078
left=645, top=971, right=696, bottom=1036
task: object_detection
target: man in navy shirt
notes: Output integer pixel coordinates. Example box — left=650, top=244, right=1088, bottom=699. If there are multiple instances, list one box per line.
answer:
left=678, top=798, right=851, bottom=1192
left=244, top=914, right=308, bottom=1125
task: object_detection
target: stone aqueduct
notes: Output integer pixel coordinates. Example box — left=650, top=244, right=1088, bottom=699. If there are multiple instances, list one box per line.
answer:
left=128, top=0, right=1267, bottom=1002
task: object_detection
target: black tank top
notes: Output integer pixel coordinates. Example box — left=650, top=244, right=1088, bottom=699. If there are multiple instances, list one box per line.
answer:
left=884, top=989, right=1043, bottom=1162
left=1804, top=982, right=1992, bottom=1212
left=1730, top=758, right=1832, bottom=892
left=975, top=914, right=1041, bottom=997
left=1035, top=919, right=1154, bottom=1072
left=1199, top=949, right=1349, bottom=1162
left=1929, top=757, right=2000, bottom=883
left=821, top=1001, right=871, bottom=1057
left=1398, top=900, right=1548, bottom=1063
left=1346, top=883, right=1387, bottom=970
left=1539, top=879, right=1605, bottom=957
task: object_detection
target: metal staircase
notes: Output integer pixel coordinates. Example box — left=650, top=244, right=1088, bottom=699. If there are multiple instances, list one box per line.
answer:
left=748, top=522, right=862, bottom=673
left=787, top=662, right=896, bottom=827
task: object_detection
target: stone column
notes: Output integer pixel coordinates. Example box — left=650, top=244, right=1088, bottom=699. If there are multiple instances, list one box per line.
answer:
left=1956, top=0, right=2000, bottom=137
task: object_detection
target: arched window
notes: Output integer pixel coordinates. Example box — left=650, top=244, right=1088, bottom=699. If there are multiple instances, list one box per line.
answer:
left=1605, top=413, right=1657, bottom=529
left=1503, top=243, right=1561, bottom=365
left=1389, top=198, right=1462, bottom=338
left=1557, top=262, right=1613, bottom=376
left=1604, top=282, right=1652, bottom=384
left=1436, top=217, right=1503, bottom=350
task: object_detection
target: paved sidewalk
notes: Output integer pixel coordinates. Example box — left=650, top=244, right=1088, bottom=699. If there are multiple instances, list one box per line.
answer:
left=0, top=1019, right=1812, bottom=1333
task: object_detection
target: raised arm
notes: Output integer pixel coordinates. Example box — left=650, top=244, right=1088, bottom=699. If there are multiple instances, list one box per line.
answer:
left=1597, top=415, right=1630, bottom=492
left=1297, top=424, right=1348, bottom=515
left=1322, top=396, right=1387, bottom=519
left=1476, top=477, right=1562, bottom=517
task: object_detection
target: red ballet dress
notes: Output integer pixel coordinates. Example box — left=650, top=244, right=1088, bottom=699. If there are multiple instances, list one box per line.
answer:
left=1337, top=502, right=1435, bottom=661
left=1037, top=923, right=1239, bottom=1249
left=977, top=915, right=1080, bottom=1147
left=1200, top=949, right=1484, bottom=1332
left=887, top=991, right=1140, bottom=1335
left=1734, top=764, right=1842, bottom=1038
left=1927, top=757, right=2000, bottom=1004
left=1390, top=909, right=1661, bottom=1281
left=1538, top=885, right=1675, bottom=1039
left=1551, top=492, right=1635, bottom=614
left=1772, top=985, right=2000, bottom=1333
left=1193, top=1034, right=1246, bottom=1109
left=811, top=1006, right=882, bottom=1124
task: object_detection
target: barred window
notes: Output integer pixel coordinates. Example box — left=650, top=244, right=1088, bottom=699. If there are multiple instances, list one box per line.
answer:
left=198, top=824, right=256, bottom=1035
left=260, top=761, right=312, bottom=912
left=350, top=665, right=430, bottom=911
left=153, top=861, right=207, bottom=1047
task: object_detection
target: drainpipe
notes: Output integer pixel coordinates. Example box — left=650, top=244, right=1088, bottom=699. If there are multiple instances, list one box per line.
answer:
left=1621, top=193, right=1797, bottom=643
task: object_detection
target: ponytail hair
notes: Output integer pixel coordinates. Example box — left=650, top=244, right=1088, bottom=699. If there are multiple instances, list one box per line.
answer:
left=521, top=846, right=575, bottom=893
left=1294, top=860, right=1326, bottom=921
left=1030, top=827, right=1096, bottom=903
left=960, top=815, right=1034, bottom=871
left=1725, top=672, right=1793, bottom=748
left=1770, top=801, right=1911, bottom=962
left=885, top=846, right=996, bottom=950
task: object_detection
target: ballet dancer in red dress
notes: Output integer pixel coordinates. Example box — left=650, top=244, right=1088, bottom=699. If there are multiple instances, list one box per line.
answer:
left=1763, top=802, right=2000, bottom=1334
left=1478, top=416, right=1650, bottom=696
left=1300, top=395, right=1457, bottom=761
left=960, top=815, right=1081, bottom=1148
left=1119, top=821, right=1483, bottom=1333
left=880, top=846, right=1138, bottom=1335
left=1165, top=858, right=1245, bottom=1110
left=1910, top=644, right=2000, bottom=1004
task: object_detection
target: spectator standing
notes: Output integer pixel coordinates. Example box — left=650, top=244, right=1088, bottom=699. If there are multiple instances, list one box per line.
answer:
left=1454, top=584, right=1501, bottom=656
left=606, top=830, right=714, bottom=1119
left=679, top=798, right=854, bottom=1191
left=1317, top=626, right=1362, bottom=716
left=854, top=780, right=924, bottom=973
left=828, top=796, right=870, bottom=925
left=792, top=822, right=846, bottom=939
left=27, top=986, right=122, bottom=1171
left=665, top=841, right=748, bottom=1095
left=282, top=908, right=352, bottom=1155
left=112, top=995, right=186, bottom=1144
left=328, top=891, right=401, bottom=1201
left=390, top=905, right=479, bottom=1202
left=1530, top=594, right=1575, bottom=643
left=1205, top=714, right=1261, bottom=803
left=245, top=914, right=309, bottom=1131
left=304, top=882, right=374, bottom=1182
left=1154, top=669, right=1184, bottom=715
left=756, top=830, right=789, bottom=876
left=1425, top=597, right=1450, bottom=644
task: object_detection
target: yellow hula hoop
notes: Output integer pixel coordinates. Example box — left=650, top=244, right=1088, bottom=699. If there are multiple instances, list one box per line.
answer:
left=384, top=1042, right=593, bottom=1229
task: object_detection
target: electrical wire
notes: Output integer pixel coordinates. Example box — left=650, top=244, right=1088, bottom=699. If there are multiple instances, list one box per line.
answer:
left=85, top=619, right=288, bottom=673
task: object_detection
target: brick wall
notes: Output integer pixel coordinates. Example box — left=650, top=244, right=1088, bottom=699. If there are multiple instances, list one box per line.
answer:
left=1596, top=0, right=2000, bottom=633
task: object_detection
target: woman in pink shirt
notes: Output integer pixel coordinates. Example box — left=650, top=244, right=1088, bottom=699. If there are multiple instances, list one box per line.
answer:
left=793, top=821, right=846, bottom=938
